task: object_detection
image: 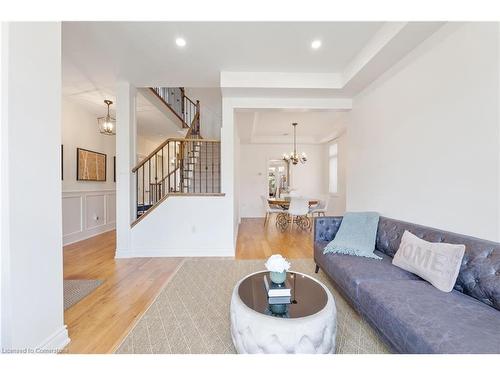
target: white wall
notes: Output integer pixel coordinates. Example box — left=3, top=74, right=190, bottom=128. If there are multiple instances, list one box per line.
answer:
left=239, top=143, right=328, bottom=217
left=62, top=99, right=116, bottom=191
left=125, top=196, right=233, bottom=257
left=136, top=135, right=162, bottom=158
left=0, top=21, right=6, bottom=350
left=115, top=82, right=137, bottom=256
left=61, top=98, right=116, bottom=245
left=1, top=22, right=69, bottom=351
left=347, top=23, right=500, bottom=240
left=184, top=88, right=222, bottom=140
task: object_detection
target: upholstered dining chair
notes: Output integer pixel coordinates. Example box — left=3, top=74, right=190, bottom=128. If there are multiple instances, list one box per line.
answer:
left=288, top=198, right=310, bottom=231
left=261, top=196, right=286, bottom=227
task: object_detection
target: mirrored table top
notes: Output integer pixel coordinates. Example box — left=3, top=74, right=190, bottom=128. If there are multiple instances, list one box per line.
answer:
left=237, top=271, right=328, bottom=318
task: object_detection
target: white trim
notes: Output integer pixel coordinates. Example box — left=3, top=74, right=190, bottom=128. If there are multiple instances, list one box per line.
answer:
left=498, top=22, right=500, bottom=241
left=115, top=247, right=234, bottom=258
left=37, top=325, right=70, bottom=353
left=0, top=22, right=11, bottom=349
left=63, top=226, right=115, bottom=246
left=62, top=189, right=116, bottom=194
left=221, top=71, right=343, bottom=89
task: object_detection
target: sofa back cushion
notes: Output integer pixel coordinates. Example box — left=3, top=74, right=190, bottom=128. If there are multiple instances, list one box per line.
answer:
left=376, top=217, right=500, bottom=311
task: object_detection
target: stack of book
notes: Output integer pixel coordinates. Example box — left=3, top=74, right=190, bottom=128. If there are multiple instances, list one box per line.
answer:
left=263, top=275, right=291, bottom=304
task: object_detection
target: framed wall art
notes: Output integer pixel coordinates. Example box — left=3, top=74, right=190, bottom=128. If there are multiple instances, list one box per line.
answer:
left=77, top=148, right=107, bottom=181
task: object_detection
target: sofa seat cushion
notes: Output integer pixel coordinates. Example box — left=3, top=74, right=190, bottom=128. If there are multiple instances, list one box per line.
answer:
left=357, top=280, right=500, bottom=353
left=314, top=242, right=420, bottom=302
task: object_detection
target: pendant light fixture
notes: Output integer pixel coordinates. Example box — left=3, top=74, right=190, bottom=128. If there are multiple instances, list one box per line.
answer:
left=283, top=122, right=307, bottom=165
left=97, top=99, right=116, bottom=135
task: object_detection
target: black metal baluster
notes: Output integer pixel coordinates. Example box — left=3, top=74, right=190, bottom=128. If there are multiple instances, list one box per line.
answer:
left=155, top=154, right=158, bottom=203
left=206, top=141, right=208, bottom=193
left=136, top=170, right=139, bottom=218
left=161, top=147, right=164, bottom=198
left=174, top=142, right=177, bottom=192
left=198, top=142, right=201, bottom=193
left=218, top=143, right=221, bottom=192
left=212, top=142, right=214, bottom=193
left=148, top=159, right=151, bottom=209
left=142, top=165, right=145, bottom=214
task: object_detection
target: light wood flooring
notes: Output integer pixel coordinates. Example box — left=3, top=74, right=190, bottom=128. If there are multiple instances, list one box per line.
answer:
left=63, top=217, right=312, bottom=353
left=235, top=217, right=313, bottom=259
left=63, top=231, right=183, bottom=354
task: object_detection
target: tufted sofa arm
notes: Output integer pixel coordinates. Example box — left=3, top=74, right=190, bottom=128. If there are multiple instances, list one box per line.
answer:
left=314, top=216, right=343, bottom=243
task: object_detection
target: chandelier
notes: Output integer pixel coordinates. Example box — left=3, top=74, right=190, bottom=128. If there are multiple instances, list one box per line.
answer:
left=97, top=100, right=116, bottom=135
left=283, top=122, right=307, bottom=165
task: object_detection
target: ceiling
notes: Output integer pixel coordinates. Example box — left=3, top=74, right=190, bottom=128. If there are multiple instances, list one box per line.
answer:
left=62, top=21, right=444, bottom=97
left=235, top=109, right=347, bottom=144
left=63, top=81, right=186, bottom=142
left=62, top=21, right=444, bottom=142
left=63, top=22, right=383, bottom=89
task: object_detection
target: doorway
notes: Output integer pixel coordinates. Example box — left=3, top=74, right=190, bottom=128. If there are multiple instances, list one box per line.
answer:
left=267, top=159, right=289, bottom=198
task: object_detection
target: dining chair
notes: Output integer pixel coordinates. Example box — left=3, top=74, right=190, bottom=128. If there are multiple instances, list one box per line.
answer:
left=310, top=196, right=329, bottom=217
left=261, top=196, right=286, bottom=227
left=288, top=198, right=310, bottom=231
left=287, top=189, right=300, bottom=198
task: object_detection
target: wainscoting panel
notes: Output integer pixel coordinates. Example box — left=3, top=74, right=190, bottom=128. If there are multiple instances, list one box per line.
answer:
left=62, top=195, right=83, bottom=237
left=85, top=194, right=106, bottom=230
left=106, top=193, right=116, bottom=224
left=62, top=190, right=116, bottom=245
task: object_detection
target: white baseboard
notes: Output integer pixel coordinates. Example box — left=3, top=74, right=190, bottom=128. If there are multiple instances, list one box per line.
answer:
left=115, top=248, right=235, bottom=258
left=38, top=325, right=70, bottom=353
left=63, top=223, right=115, bottom=245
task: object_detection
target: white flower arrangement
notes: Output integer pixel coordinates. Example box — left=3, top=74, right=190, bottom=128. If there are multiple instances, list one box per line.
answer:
left=265, top=254, right=291, bottom=273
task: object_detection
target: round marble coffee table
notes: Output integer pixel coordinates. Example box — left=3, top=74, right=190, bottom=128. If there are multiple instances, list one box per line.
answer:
left=230, top=271, right=337, bottom=354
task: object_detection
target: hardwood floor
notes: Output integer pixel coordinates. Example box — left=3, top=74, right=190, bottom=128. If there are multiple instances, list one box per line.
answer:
left=235, top=217, right=313, bottom=259
left=63, top=230, right=183, bottom=354
left=63, top=217, right=311, bottom=353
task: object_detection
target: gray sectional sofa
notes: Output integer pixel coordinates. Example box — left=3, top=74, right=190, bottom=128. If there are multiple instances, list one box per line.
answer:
left=314, top=216, right=500, bottom=354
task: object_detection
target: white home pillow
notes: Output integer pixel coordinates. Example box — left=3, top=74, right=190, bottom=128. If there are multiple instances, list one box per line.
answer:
left=392, top=230, right=465, bottom=292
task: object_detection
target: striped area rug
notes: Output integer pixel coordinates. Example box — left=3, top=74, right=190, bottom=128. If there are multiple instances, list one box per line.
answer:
left=64, top=279, right=103, bottom=310
left=116, top=258, right=390, bottom=354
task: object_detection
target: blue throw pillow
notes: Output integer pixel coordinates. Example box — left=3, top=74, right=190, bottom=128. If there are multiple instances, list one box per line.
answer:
left=324, top=212, right=382, bottom=259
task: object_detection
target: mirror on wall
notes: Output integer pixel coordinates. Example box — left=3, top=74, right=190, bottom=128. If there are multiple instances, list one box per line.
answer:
left=268, top=159, right=289, bottom=198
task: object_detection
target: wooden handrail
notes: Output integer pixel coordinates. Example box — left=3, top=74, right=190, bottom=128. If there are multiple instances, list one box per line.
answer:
left=149, top=87, right=201, bottom=133
left=185, top=111, right=201, bottom=139
left=184, top=95, right=197, bottom=108
left=132, top=137, right=220, bottom=173
left=132, top=88, right=220, bottom=222
left=149, top=88, right=188, bottom=127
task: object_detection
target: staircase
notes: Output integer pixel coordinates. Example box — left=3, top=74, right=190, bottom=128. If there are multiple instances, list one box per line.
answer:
left=132, top=87, right=221, bottom=225
left=150, top=87, right=200, bottom=136
left=181, top=140, right=220, bottom=193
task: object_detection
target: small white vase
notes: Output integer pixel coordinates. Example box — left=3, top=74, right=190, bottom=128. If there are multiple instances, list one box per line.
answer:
left=270, top=271, right=287, bottom=284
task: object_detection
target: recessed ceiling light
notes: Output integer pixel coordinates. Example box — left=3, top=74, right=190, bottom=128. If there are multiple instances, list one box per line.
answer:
left=175, top=37, right=186, bottom=47
left=311, top=39, right=322, bottom=49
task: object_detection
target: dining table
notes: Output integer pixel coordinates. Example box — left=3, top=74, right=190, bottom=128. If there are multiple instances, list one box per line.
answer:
left=267, top=197, right=319, bottom=231
left=267, top=197, right=319, bottom=209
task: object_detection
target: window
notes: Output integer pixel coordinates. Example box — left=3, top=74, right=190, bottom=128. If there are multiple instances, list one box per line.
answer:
left=329, top=143, right=338, bottom=194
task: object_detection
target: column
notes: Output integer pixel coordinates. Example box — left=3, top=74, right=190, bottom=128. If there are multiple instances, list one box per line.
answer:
left=115, top=81, right=137, bottom=257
